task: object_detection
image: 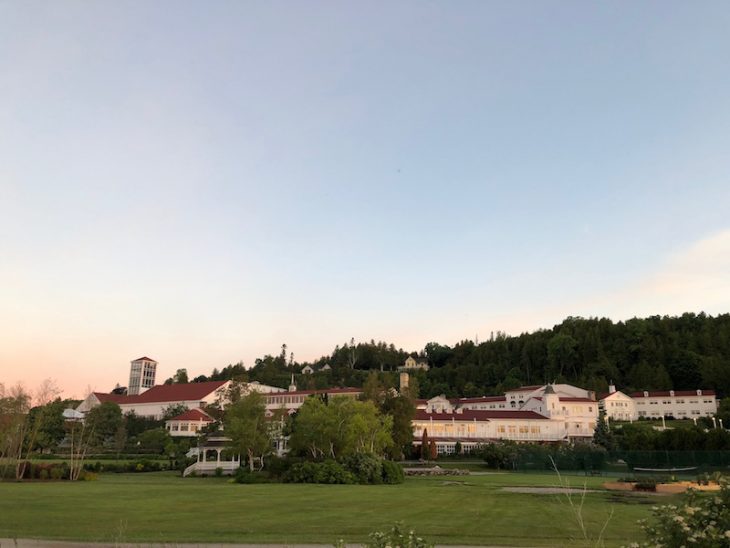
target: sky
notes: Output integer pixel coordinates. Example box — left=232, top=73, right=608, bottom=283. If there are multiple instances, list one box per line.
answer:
left=1, top=1, right=729, bottom=398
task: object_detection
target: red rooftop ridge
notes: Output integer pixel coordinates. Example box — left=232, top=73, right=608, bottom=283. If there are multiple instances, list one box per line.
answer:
left=94, top=381, right=228, bottom=405
left=167, top=408, right=214, bottom=422
left=415, top=409, right=549, bottom=421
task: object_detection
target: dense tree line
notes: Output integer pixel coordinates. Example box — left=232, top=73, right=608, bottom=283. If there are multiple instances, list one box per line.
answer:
left=190, top=313, right=730, bottom=400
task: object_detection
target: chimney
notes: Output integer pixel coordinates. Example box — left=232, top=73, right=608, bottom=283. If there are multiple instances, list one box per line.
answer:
left=608, top=381, right=616, bottom=394
left=399, top=372, right=409, bottom=392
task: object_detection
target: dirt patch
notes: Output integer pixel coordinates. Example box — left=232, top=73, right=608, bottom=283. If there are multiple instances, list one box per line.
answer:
left=603, top=481, right=721, bottom=495
left=657, top=481, right=721, bottom=494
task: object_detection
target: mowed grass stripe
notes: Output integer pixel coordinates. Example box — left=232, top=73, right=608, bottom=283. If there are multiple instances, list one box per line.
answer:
left=0, top=472, right=659, bottom=546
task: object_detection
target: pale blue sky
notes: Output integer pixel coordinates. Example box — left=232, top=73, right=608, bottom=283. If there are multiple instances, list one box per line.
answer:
left=1, top=1, right=729, bottom=396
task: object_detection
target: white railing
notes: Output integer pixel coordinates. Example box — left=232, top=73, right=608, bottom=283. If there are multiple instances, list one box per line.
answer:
left=183, top=461, right=240, bottom=477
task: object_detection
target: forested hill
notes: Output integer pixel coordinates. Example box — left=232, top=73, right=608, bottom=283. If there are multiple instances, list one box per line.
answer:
left=186, top=313, right=730, bottom=400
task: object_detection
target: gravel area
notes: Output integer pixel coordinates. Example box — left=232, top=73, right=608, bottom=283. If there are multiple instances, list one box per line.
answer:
left=502, top=486, right=598, bottom=494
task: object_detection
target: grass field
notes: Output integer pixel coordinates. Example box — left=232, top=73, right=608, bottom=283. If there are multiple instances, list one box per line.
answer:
left=0, top=471, right=669, bottom=546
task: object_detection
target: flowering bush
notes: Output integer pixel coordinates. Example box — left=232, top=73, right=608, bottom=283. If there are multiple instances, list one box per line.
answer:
left=366, top=522, right=433, bottom=548
left=630, top=477, right=730, bottom=547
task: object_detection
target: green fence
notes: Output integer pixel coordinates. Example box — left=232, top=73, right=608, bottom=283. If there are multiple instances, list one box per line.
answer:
left=509, top=448, right=730, bottom=474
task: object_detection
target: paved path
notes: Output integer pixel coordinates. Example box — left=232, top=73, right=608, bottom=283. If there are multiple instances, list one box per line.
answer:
left=1, top=542, right=338, bottom=548
left=0, top=540, right=524, bottom=548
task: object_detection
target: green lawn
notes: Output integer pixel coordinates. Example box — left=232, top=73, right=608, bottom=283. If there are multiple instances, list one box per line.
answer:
left=0, top=471, right=667, bottom=546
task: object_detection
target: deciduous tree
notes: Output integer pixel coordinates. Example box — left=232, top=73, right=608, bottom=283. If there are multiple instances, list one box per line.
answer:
left=224, top=391, right=270, bottom=471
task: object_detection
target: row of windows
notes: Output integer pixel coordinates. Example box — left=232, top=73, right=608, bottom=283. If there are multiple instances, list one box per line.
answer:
left=637, top=399, right=714, bottom=406
left=497, top=425, right=542, bottom=434
left=268, top=395, right=308, bottom=405
left=414, top=424, right=479, bottom=435
left=638, top=411, right=713, bottom=417
left=166, top=422, right=201, bottom=432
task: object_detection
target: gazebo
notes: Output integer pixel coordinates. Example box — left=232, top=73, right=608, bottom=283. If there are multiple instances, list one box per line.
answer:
left=183, top=434, right=241, bottom=477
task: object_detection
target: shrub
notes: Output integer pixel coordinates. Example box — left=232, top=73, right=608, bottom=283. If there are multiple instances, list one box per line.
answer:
left=365, top=522, right=434, bottom=548
left=39, top=469, right=49, bottom=480
left=635, top=478, right=730, bottom=547
left=381, top=461, right=405, bottom=484
left=343, top=453, right=383, bottom=485
left=283, top=461, right=355, bottom=484
left=214, top=467, right=223, bottom=477
left=265, top=455, right=291, bottom=480
left=50, top=464, right=67, bottom=480
left=233, top=467, right=271, bottom=484
left=634, top=479, right=657, bottom=492
left=78, top=471, right=98, bottom=481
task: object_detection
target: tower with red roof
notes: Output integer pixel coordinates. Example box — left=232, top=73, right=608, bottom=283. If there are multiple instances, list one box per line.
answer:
left=128, top=356, right=157, bottom=395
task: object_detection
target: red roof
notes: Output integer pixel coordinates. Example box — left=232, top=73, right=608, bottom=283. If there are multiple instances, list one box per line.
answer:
left=94, top=381, right=227, bottom=405
left=94, top=393, right=130, bottom=404
left=453, top=396, right=506, bottom=404
left=629, top=390, right=716, bottom=398
left=414, top=409, right=548, bottom=421
left=133, top=356, right=157, bottom=362
left=167, top=408, right=214, bottom=422
left=533, top=396, right=595, bottom=403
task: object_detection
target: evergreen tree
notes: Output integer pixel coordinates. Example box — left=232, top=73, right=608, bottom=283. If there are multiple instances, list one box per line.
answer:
left=593, top=409, right=615, bottom=451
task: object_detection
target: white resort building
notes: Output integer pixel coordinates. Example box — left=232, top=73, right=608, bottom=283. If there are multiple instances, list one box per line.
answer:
left=165, top=408, right=216, bottom=437
left=412, top=383, right=599, bottom=455
left=596, top=385, right=718, bottom=422
left=76, top=358, right=285, bottom=419
left=629, top=389, right=717, bottom=420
